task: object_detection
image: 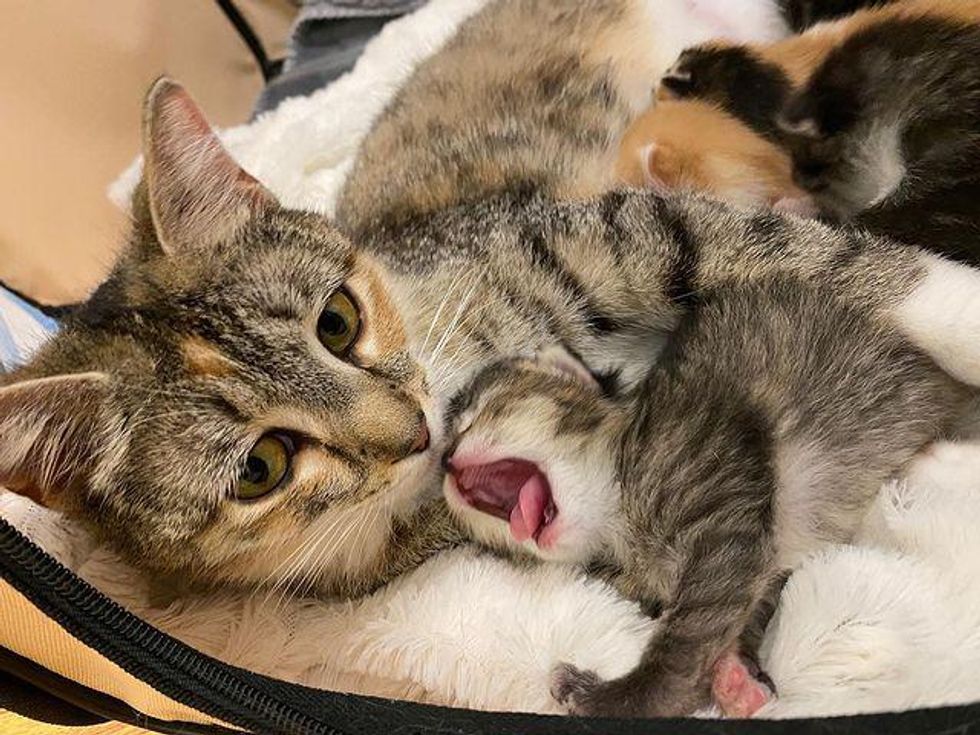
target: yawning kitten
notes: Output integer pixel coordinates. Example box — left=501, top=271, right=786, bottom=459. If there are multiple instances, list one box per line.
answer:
left=6, top=0, right=980, bottom=614
left=445, top=279, right=968, bottom=718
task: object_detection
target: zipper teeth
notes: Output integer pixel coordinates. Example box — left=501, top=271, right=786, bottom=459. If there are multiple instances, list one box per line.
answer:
left=0, top=519, right=334, bottom=735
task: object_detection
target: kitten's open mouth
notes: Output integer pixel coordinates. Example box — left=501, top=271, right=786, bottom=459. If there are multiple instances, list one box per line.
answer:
left=446, top=458, right=557, bottom=544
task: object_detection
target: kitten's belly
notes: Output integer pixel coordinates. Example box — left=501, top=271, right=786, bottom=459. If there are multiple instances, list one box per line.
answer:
left=772, top=438, right=865, bottom=569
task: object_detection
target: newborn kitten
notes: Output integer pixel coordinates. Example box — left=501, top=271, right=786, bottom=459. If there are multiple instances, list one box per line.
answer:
left=7, top=0, right=980, bottom=611
left=779, top=4, right=980, bottom=262
left=615, top=98, right=815, bottom=214
left=444, top=279, right=968, bottom=718
left=654, top=0, right=980, bottom=260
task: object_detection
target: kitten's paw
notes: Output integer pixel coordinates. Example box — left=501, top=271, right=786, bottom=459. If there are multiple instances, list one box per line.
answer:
left=658, top=59, right=694, bottom=100
left=550, top=663, right=602, bottom=713
left=712, top=653, right=773, bottom=719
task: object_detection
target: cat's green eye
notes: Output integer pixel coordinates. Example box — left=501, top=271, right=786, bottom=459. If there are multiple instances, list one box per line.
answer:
left=237, top=433, right=293, bottom=500
left=317, top=290, right=361, bottom=356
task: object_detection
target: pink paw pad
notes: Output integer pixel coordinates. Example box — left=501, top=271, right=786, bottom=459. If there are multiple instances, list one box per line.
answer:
left=712, top=652, right=772, bottom=718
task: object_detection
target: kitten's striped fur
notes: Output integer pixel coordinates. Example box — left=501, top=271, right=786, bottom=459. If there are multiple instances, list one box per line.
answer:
left=446, top=278, right=968, bottom=716
left=3, top=0, right=980, bottom=610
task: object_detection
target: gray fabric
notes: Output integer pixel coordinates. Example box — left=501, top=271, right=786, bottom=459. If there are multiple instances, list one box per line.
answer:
left=254, top=1, right=426, bottom=115
left=297, top=0, right=425, bottom=20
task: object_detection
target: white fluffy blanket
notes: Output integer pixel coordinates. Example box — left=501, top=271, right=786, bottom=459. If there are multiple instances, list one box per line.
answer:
left=5, top=0, right=980, bottom=719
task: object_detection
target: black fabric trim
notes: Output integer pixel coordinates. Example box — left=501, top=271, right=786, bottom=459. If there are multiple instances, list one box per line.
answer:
left=3, top=519, right=980, bottom=735
left=0, top=665, right=106, bottom=727
left=0, top=648, right=242, bottom=735
left=0, top=519, right=332, bottom=735
left=214, top=0, right=284, bottom=83
left=0, top=278, right=77, bottom=320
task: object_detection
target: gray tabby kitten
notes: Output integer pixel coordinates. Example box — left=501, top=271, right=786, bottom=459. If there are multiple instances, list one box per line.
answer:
left=444, top=278, right=968, bottom=718
left=2, top=0, right=980, bottom=615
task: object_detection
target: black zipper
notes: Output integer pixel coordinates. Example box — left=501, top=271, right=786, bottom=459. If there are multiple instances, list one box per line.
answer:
left=0, top=518, right=337, bottom=735
left=5, top=516, right=980, bottom=735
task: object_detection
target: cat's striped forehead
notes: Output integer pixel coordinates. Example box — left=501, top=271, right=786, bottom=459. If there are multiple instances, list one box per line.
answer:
left=22, top=203, right=427, bottom=592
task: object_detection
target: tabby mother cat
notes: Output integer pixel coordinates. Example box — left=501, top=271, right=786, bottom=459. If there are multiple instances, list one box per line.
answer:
left=2, top=0, right=980, bottom=663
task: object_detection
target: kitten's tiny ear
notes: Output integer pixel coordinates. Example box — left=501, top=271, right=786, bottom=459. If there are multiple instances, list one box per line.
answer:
left=142, top=77, right=275, bottom=255
left=0, top=373, right=111, bottom=508
left=535, top=345, right=600, bottom=391
left=658, top=66, right=693, bottom=101
left=640, top=143, right=671, bottom=193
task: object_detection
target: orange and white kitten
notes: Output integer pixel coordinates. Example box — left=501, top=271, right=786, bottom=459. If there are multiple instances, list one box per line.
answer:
left=615, top=98, right=814, bottom=214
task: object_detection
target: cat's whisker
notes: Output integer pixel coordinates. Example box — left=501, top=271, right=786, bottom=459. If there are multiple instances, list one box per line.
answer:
left=312, top=504, right=370, bottom=581
left=269, top=512, right=353, bottom=602
left=429, top=266, right=487, bottom=371
left=427, top=300, right=495, bottom=393
left=257, top=512, right=351, bottom=606
left=426, top=266, right=483, bottom=366
left=420, top=263, right=473, bottom=358
left=436, top=301, right=494, bottom=369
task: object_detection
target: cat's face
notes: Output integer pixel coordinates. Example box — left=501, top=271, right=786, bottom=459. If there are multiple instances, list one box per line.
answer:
left=0, top=80, right=440, bottom=595
left=443, top=348, right=620, bottom=564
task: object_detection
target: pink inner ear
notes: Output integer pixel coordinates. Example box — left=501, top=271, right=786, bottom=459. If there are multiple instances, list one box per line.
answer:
left=640, top=143, right=671, bottom=193
left=142, top=79, right=275, bottom=253
left=149, top=81, right=254, bottom=189
left=162, top=84, right=215, bottom=140
left=535, top=345, right=600, bottom=391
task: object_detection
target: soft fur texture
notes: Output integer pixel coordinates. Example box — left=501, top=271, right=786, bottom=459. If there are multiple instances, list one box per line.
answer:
left=5, top=438, right=980, bottom=717
left=1, top=0, right=976, bottom=719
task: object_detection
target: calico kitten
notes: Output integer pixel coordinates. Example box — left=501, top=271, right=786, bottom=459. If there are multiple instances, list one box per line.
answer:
left=650, top=0, right=980, bottom=261
left=779, top=5, right=980, bottom=261
left=444, top=279, right=969, bottom=718
left=612, top=0, right=892, bottom=212
left=6, top=0, right=980, bottom=612
left=614, top=98, right=815, bottom=213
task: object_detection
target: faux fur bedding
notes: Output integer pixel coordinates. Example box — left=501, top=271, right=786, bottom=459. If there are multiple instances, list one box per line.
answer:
left=3, top=0, right=980, bottom=719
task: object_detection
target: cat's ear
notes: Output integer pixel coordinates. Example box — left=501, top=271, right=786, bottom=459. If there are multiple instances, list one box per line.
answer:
left=779, top=85, right=858, bottom=140
left=778, top=88, right=824, bottom=139
left=0, top=373, right=111, bottom=508
left=534, top=345, right=600, bottom=391
left=141, top=77, right=275, bottom=255
left=777, top=111, right=821, bottom=139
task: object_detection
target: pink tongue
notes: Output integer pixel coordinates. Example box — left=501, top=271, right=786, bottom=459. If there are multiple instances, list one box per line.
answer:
left=509, top=473, right=549, bottom=542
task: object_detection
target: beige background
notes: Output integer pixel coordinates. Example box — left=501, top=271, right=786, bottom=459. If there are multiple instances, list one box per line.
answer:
left=0, top=2, right=293, bottom=730
left=0, top=0, right=294, bottom=304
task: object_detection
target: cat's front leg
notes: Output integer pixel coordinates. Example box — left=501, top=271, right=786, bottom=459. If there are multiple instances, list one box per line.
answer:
left=551, top=650, right=708, bottom=718
left=551, top=534, right=778, bottom=717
